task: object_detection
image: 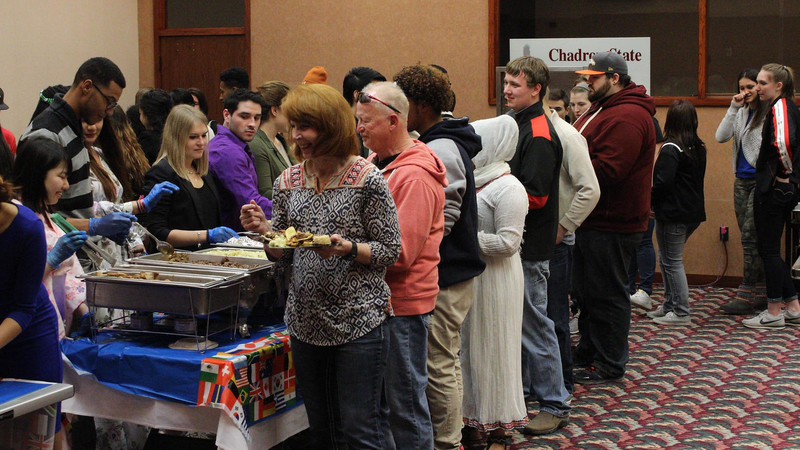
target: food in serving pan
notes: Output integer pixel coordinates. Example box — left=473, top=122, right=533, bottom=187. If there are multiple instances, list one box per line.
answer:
left=203, top=249, right=268, bottom=259
left=166, top=252, right=256, bottom=269
left=223, top=236, right=264, bottom=247
left=97, top=271, right=160, bottom=280
left=265, top=226, right=332, bottom=248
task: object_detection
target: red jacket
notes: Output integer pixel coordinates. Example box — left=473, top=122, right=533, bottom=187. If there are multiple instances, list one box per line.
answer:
left=573, top=83, right=656, bottom=233
left=370, top=142, right=447, bottom=316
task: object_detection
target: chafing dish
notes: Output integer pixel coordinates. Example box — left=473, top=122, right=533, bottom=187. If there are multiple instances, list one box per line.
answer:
left=82, top=267, right=244, bottom=316
left=127, top=251, right=278, bottom=337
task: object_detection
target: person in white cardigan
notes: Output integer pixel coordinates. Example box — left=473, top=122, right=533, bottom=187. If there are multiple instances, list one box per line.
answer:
left=715, top=68, right=769, bottom=315
left=461, top=115, right=529, bottom=450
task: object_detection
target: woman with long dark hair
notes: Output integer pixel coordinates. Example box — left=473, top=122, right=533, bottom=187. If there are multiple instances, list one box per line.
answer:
left=12, top=138, right=89, bottom=337
left=648, top=100, right=706, bottom=325
left=743, top=64, right=800, bottom=329
left=107, top=105, right=151, bottom=200
left=715, top=68, right=769, bottom=314
left=0, top=168, right=64, bottom=442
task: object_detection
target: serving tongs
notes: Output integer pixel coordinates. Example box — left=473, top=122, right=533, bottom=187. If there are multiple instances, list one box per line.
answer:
left=51, top=213, right=120, bottom=267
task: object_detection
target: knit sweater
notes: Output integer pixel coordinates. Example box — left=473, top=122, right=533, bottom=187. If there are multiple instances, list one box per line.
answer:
left=21, top=95, right=93, bottom=218
left=715, top=103, right=763, bottom=173
left=548, top=110, right=600, bottom=235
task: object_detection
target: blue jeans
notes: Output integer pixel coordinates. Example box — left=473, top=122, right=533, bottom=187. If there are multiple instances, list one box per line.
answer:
left=754, top=182, right=798, bottom=303
left=655, top=221, right=699, bottom=316
left=573, top=230, right=641, bottom=378
left=384, top=315, right=433, bottom=450
left=521, top=259, right=570, bottom=418
left=545, top=242, right=574, bottom=393
left=292, top=323, right=390, bottom=450
left=627, top=217, right=655, bottom=295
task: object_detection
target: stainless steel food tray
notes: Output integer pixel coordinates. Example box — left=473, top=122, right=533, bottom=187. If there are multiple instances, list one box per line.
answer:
left=128, top=250, right=273, bottom=274
left=82, top=267, right=243, bottom=316
left=127, top=251, right=276, bottom=310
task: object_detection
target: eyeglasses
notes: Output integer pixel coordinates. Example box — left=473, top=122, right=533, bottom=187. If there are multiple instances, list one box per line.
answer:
left=91, top=81, right=118, bottom=111
left=357, top=91, right=400, bottom=114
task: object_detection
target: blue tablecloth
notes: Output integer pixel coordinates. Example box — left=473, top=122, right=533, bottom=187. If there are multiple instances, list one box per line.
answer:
left=61, top=324, right=288, bottom=406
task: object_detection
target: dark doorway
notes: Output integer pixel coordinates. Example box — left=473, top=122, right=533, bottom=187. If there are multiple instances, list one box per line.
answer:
left=154, top=0, right=250, bottom=123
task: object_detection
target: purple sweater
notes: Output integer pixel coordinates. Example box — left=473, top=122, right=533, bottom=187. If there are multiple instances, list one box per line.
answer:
left=208, top=126, right=273, bottom=230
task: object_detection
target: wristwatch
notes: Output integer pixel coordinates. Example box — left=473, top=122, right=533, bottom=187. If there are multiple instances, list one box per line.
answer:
left=344, top=241, right=359, bottom=261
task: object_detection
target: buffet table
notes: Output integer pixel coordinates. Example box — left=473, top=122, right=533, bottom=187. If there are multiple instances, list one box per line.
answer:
left=61, top=325, right=308, bottom=450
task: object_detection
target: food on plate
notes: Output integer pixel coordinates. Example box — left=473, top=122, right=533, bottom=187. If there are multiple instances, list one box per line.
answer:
left=312, top=235, right=332, bottom=246
left=264, top=227, right=332, bottom=248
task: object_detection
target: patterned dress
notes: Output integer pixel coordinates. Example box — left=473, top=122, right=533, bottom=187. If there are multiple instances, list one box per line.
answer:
left=272, top=157, right=401, bottom=346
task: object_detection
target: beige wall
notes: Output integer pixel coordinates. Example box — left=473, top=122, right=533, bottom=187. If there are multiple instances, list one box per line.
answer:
left=0, top=0, right=140, bottom=139
left=136, top=1, right=741, bottom=279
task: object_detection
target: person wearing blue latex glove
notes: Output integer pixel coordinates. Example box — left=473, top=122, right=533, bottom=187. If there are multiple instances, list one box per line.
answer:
left=47, top=230, right=88, bottom=269
left=207, top=226, right=238, bottom=244
left=141, top=181, right=180, bottom=212
left=89, top=212, right=137, bottom=245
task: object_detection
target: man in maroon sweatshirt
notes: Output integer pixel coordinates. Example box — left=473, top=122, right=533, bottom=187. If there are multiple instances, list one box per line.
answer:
left=571, top=51, right=656, bottom=384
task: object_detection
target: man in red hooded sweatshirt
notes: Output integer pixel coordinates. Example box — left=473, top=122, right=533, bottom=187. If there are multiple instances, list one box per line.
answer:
left=572, top=51, right=657, bottom=384
left=358, top=81, right=447, bottom=449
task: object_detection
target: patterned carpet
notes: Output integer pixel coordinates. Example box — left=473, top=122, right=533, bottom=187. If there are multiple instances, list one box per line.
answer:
left=513, top=286, right=800, bottom=449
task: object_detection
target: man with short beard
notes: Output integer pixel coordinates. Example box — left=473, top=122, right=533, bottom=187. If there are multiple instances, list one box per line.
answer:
left=208, top=89, right=272, bottom=229
left=571, top=51, right=657, bottom=384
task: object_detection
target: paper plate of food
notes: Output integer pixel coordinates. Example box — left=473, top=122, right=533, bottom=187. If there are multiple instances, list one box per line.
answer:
left=261, top=227, right=333, bottom=249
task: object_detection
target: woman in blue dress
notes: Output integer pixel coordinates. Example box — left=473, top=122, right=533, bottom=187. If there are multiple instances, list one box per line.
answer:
left=0, top=171, right=63, bottom=439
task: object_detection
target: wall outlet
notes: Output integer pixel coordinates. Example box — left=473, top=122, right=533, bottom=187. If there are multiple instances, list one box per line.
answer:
left=720, top=226, right=729, bottom=242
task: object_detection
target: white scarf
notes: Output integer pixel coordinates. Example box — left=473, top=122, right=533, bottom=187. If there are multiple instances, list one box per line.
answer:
left=470, top=115, right=519, bottom=189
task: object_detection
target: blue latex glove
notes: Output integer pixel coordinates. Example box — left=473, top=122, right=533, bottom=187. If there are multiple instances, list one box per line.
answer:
left=142, top=181, right=180, bottom=212
left=208, top=227, right=238, bottom=244
left=47, top=230, right=88, bottom=268
left=89, top=212, right=137, bottom=245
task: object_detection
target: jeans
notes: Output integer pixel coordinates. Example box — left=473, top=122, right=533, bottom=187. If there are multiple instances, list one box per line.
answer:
left=545, top=242, right=574, bottom=393
left=573, top=229, right=641, bottom=378
left=627, top=217, right=655, bottom=295
left=427, top=279, right=474, bottom=450
left=734, top=178, right=764, bottom=287
left=754, top=182, right=798, bottom=303
left=292, top=323, right=390, bottom=450
left=521, top=260, right=570, bottom=418
left=655, top=221, right=699, bottom=316
left=384, top=314, right=433, bottom=450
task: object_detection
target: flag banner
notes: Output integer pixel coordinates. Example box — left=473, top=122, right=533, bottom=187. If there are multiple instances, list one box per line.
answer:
left=196, top=331, right=297, bottom=437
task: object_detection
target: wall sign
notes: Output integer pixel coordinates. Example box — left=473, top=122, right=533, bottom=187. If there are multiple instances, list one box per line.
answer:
left=510, top=37, right=651, bottom=92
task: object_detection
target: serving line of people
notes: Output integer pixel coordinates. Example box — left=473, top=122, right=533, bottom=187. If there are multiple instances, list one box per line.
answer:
left=1, top=52, right=799, bottom=450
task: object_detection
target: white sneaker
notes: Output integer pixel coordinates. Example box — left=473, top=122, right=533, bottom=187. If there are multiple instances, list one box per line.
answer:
left=630, top=289, right=653, bottom=310
left=569, top=315, right=579, bottom=335
left=784, top=309, right=800, bottom=327
left=646, top=304, right=666, bottom=318
left=743, top=310, right=785, bottom=329
left=653, top=311, right=691, bottom=325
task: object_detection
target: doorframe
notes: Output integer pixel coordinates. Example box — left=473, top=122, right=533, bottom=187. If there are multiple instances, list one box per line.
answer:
left=153, top=0, right=251, bottom=87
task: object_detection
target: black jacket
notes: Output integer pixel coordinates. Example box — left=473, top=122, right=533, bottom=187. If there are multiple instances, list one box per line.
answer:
left=418, top=118, right=486, bottom=288
left=756, top=97, right=800, bottom=202
left=509, top=102, right=563, bottom=261
left=651, top=141, right=706, bottom=223
left=142, top=159, right=224, bottom=250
